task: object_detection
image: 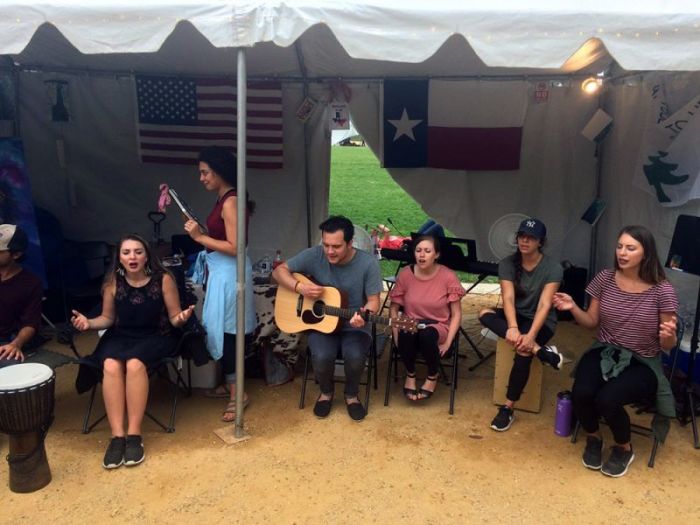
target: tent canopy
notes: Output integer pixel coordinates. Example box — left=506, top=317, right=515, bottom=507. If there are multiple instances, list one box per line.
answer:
left=3, top=1, right=700, bottom=72
left=1, top=1, right=700, bottom=321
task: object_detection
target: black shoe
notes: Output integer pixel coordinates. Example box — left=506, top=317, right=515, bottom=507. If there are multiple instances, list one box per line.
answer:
left=345, top=399, right=366, bottom=421
left=103, top=436, right=126, bottom=469
left=490, top=406, right=514, bottom=431
left=313, top=395, right=333, bottom=418
left=124, top=435, right=145, bottom=467
left=582, top=436, right=603, bottom=470
left=601, top=445, right=635, bottom=477
left=417, top=374, right=438, bottom=401
left=537, top=345, right=563, bottom=370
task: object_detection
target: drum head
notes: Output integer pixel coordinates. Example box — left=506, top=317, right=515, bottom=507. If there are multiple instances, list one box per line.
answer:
left=0, top=363, right=53, bottom=390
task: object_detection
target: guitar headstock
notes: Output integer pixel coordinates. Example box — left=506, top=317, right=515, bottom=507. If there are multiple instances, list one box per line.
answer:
left=391, top=316, right=419, bottom=334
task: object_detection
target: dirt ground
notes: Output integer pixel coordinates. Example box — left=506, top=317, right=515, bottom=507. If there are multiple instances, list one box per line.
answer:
left=2, top=290, right=699, bottom=524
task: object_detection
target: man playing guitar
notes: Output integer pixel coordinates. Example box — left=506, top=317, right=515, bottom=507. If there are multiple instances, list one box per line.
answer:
left=273, top=215, right=382, bottom=421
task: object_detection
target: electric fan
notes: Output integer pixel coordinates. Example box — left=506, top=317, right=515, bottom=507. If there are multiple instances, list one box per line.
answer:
left=487, top=213, right=529, bottom=260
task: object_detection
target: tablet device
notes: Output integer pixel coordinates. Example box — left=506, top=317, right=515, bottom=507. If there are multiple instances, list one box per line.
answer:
left=168, top=188, right=207, bottom=233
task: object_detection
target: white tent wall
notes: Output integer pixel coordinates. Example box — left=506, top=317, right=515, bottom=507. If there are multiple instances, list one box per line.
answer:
left=16, top=70, right=330, bottom=262
left=597, top=72, right=700, bottom=327
left=348, top=80, right=599, bottom=268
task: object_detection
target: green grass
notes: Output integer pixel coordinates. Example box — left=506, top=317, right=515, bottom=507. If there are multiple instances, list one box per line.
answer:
left=329, top=146, right=429, bottom=236
left=329, top=146, right=493, bottom=282
left=329, top=146, right=429, bottom=277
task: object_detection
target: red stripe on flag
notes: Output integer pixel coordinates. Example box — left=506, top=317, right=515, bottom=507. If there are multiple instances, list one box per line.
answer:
left=141, top=143, right=282, bottom=157
left=142, top=156, right=282, bottom=168
left=427, top=127, right=522, bottom=170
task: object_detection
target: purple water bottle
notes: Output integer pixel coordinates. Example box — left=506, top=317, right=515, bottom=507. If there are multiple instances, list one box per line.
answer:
left=554, top=390, right=573, bottom=437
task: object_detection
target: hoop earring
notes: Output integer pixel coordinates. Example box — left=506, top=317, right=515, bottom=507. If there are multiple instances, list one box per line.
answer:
left=116, top=266, right=125, bottom=277
left=145, top=264, right=152, bottom=276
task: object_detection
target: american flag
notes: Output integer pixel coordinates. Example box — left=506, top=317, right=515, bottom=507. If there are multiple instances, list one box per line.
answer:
left=136, top=76, right=283, bottom=169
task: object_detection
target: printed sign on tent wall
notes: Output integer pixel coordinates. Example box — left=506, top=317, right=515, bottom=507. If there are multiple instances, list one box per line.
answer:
left=330, top=102, right=350, bottom=130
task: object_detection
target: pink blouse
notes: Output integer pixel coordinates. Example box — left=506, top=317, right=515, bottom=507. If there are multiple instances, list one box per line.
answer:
left=389, top=264, right=465, bottom=343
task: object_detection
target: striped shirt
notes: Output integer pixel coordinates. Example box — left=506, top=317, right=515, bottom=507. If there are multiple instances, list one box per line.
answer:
left=586, top=269, right=678, bottom=357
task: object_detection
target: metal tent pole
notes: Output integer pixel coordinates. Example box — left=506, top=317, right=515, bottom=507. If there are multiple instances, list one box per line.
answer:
left=234, top=48, right=248, bottom=439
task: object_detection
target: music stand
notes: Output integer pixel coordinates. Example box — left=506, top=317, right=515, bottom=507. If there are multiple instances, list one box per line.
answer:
left=665, top=214, right=700, bottom=448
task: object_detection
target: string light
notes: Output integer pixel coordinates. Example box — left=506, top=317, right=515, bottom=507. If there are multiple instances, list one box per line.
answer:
left=581, top=77, right=602, bottom=94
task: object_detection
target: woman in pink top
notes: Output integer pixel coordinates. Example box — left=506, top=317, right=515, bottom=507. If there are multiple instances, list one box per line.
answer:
left=389, top=235, right=465, bottom=401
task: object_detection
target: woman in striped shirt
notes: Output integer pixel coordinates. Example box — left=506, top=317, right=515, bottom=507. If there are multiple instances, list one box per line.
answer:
left=553, top=225, right=678, bottom=478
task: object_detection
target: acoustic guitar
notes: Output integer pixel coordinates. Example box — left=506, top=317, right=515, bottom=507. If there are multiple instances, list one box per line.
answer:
left=274, top=273, right=420, bottom=334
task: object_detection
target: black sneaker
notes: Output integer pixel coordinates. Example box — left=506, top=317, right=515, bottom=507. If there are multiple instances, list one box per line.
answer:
left=537, top=345, right=563, bottom=370
left=490, top=406, right=514, bottom=431
left=601, top=445, right=635, bottom=477
left=124, top=435, right=145, bottom=467
left=103, top=436, right=125, bottom=469
left=582, top=436, right=603, bottom=470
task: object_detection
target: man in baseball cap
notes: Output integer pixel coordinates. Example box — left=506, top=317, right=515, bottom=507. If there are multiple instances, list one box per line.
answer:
left=0, top=224, right=43, bottom=366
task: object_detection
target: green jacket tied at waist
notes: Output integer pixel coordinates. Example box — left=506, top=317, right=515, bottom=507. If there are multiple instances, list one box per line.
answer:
left=572, top=340, right=676, bottom=442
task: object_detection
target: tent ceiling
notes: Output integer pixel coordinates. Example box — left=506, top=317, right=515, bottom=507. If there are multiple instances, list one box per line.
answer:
left=3, top=1, right=700, bottom=74
left=9, top=22, right=615, bottom=79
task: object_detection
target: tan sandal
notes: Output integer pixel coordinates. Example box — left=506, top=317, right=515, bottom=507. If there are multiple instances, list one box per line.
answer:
left=221, top=398, right=250, bottom=422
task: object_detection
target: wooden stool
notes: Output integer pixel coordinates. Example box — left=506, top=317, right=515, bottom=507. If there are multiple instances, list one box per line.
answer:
left=493, top=338, right=543, bottom=413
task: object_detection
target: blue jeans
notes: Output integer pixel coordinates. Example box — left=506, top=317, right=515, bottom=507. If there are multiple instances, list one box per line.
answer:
left=308, top=330, right=371, bottom=397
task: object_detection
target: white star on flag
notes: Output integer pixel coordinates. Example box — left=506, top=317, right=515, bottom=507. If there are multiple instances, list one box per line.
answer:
left=387, top=108, right=422, bottom=141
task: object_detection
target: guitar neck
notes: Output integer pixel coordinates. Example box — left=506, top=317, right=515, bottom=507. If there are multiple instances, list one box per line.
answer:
left=322, top=305, right=390, bottom=326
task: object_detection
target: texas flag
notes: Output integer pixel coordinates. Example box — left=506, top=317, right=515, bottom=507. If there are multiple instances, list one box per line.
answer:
left=382, top=79, right=528, bottom=170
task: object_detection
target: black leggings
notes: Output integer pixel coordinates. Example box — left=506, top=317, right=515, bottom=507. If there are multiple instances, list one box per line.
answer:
left=397, top=327, right=440, bottom=376
left=221, top=332, right=252, bottom=384
left=572, top=347, right=657, bottom=444
left=479, top=309, right=553, bottom=402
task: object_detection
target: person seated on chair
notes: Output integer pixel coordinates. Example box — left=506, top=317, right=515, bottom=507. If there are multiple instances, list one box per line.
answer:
left=388, top=234, right=465, bottom=401
left=0, top=224, right=42, bottom=368
left=552, top=225, right=678, bottom=478
left=71, top=234, right=194, bottom=469
left=272, top=215, right=382, bottom=421
left=478, top=218, right=564, bottom=432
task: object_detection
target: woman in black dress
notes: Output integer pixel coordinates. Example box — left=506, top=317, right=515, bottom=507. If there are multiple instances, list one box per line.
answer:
left=72, top=234, right=193, bottom=469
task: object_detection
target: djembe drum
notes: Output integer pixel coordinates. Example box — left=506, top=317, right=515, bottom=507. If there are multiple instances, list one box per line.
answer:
left=0, top=363, right=55, bottom=493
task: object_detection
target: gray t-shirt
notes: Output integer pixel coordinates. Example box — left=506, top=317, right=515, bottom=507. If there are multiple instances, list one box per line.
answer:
left=286, top=245, right=382, bottom=331
left=498, top=253, right=563, bottom=332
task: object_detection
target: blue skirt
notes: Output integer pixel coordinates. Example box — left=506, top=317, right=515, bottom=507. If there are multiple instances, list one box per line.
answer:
left=203, top=251, right=256, bottom=360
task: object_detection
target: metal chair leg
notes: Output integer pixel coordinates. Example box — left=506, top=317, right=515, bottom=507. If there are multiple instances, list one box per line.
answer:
left=299, top=349, right=311, bottom=409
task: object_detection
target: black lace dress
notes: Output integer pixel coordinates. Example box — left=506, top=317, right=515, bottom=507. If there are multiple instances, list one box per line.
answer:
left=75, top=272, right=178, bottom=393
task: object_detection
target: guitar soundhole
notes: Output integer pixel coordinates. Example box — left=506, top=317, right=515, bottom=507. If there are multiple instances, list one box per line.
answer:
left=311, top=301, right=325, bottom=317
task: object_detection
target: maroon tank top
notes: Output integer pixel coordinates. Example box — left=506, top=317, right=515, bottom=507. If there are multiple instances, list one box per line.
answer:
left=206, top=189, right=249, bottom=251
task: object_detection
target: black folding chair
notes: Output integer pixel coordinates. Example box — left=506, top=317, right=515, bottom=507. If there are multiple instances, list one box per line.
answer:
left=78, top=330, right=197, bottom=434
left=570, top=318, right=685, bottom=468
left=298, top=327, right=379, bottom=413
left=384, top=334, right=460, bottom=414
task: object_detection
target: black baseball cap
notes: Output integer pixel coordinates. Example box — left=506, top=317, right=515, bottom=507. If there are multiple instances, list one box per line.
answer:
left=517, top=218, right=547, bottom=240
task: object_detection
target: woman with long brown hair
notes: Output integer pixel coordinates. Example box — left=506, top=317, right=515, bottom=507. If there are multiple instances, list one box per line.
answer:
left=553, top=225, right=678, bottom=477
left=72, top=234, right=194, bottom=469
left=478, top=218, right=564, bottom=431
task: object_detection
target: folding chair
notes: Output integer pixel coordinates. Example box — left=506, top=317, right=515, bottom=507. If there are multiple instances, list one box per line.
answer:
left=384, top=334, right=460, bottom=414
left=570, top=318, right=685, bottom=468
left=298, top=327, right=378, bottom=413
left=78, top=330, right=196, bottom=434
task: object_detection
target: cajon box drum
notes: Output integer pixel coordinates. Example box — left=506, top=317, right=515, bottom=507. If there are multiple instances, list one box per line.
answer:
left=0, top=363, right=55, bottom=493
left=493, top=338, right=543, bottom=413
